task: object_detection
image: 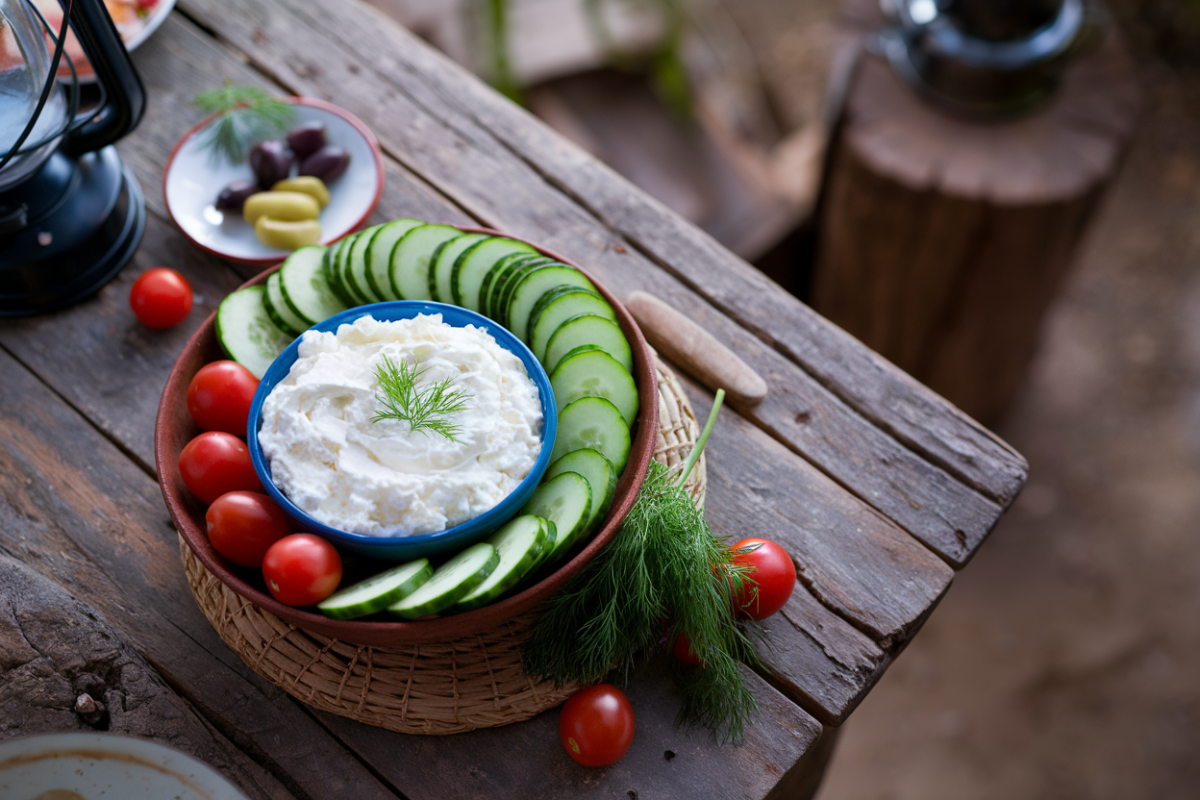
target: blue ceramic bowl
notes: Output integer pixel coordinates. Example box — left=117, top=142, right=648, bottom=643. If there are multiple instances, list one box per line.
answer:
left=247, top=301, right=557, bottom=561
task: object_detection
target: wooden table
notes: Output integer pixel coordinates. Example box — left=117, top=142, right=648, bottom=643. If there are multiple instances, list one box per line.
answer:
left=0, top=3, right=1028, bottom=798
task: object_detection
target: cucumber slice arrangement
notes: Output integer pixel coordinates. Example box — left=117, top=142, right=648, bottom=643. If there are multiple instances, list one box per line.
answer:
left=389, top=542, right=500, bottom=619
left=367, top=218, right=423, bottom=300
left=214, top=218, right=648, bottom=617
left=215, top=286, right=294, bottom=379
left=318, top=558, right=433, bottom=619
left=450, top=515, right=550, bottom=612
left=389, top=223, right=462, bottom=301
left=521, top=471, right=592, bottom=566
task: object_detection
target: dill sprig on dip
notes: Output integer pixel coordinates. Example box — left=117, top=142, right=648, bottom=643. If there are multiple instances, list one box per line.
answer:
left=521, top=390, right=763, bottom=743
left=193, top=82, right=295, bottom=164
left=371, top=354, right=471, bottom=442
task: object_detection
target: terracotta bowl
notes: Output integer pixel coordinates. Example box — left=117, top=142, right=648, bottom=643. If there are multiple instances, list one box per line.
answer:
left=155, top=228, right=658, bottom=645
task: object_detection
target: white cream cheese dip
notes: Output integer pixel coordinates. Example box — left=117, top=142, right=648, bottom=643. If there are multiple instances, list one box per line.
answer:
left=258, top=313, right=543, bottom=536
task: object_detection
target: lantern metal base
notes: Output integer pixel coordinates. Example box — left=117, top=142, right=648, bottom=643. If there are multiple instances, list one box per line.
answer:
left=0, top=146, right=145, bottom=316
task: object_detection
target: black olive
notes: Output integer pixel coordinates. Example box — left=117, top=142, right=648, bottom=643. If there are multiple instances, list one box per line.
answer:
left=298, top=145, right=351, bottom=183
left=249, top=140, right=295, bottom=189
left=287, top=122, right=327, bottom=160
left=215, top=179, right=258, bottom=211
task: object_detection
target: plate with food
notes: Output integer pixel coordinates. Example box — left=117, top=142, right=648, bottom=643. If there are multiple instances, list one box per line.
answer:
left=155, top=221, right=657, bottom=645
left=0, top=732, right=248, bottom=800
left=164, top=96, right=384, bottom=266
left=34, top=0, right=177, bottom=80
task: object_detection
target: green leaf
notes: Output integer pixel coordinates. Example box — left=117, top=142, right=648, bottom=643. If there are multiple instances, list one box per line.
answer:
left=193, top=81, right=295, bottom=164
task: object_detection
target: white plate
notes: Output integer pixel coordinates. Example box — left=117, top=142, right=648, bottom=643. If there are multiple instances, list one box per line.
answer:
left=164, top=97, right=384, bottom=266
left=0, top=732, right=249, bottom=800
left=36, top=0, right=179, bottom=81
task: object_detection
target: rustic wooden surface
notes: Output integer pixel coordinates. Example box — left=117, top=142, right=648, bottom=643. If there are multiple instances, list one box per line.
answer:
left=814, top=1, right=1141, bottom=423
left=0, top=2, right=1026, bottom=798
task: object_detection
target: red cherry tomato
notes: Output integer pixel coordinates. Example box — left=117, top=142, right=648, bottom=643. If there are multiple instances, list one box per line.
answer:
left=673, top=632, right=701, bottom=666
left=206, top=491, right=292, bottom=568
left=730, top=537, right=796, bottom=621
left=261, top=534, right=343, bottom=606
left=559, top=684, right=635, bottom=767
left=187, top=360, right=259, bottom=436
left=130, top=267, right=192, bottom=329
left=178, top=431, right=261, bottom=504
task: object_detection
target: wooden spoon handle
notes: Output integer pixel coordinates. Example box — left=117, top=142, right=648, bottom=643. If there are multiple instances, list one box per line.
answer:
left=626, top=291, right=768, bottom=406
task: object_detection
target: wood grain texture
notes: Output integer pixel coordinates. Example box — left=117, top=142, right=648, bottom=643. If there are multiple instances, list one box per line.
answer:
left=0, top=348, right=402, bottom=800
left=0, top=554, right=294, bottom=800
left=175, top=0, right=1019, bottom=565
left=683, top=376, right=954, bottom=647
left=312, top=657, right=822, bottom=800
left=815, top=2, right=1139, bottom=423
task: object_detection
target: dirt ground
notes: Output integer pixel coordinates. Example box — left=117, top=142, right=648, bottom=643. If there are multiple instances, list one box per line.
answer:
left=811, top=39, right=1200, bottom=800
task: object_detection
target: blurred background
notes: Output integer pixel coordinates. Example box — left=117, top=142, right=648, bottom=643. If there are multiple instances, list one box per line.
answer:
left=362, top=0, right=1200, bottom=795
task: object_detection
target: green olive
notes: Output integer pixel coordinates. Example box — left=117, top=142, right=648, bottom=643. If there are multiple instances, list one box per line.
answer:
left=243, top=191, right=321, bottom=224
left=271, top=176, right=331, bottom=208
left=255, top=216, right=322, bottom=250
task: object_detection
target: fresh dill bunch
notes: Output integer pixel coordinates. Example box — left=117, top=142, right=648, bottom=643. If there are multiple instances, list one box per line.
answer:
left=521, top=390, right=762, bottom=743
left=193, top=82, right=295, bottom=164
left=371, top=354, right=471, bottom=442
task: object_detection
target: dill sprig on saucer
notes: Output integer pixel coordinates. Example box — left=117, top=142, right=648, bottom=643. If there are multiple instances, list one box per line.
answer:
left=193, top=82, right=295, bottom=164
left=521, top=390, right=763, bottom=743
left=371, top=354, right=471, bottom=442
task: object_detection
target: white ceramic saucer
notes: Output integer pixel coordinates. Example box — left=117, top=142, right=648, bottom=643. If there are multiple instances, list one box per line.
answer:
left=164, top=97, right=384, bottom=266
left=0, top=732, right=249, bottom=800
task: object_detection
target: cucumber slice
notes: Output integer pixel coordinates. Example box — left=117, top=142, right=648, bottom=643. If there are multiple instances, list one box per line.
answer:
left=544, top=448, right=617, bottom=534
left=215, top=286, right=294, bottom=379
left=344, top=224, right=385, bottom=303
left=388, top=223, right=462, bottom=301
left=388, top=543, right=499, bottom=619
left=544, top=314, right=634, bottom=374
left=264, top=271, right=306, bottom=336
left=530, top=288, right=616, bottom=361
left=317, top=558, right=433, bottom=620
left=280, top=245, right=348, bottom=327
left=494, top=260, right=552, bottom=328
left=552, top=396, right=632, bottom=473
left=451, top=237, right=537, bottom=311
left=505, top=267, right=597, bottom=342
left=429, top=232, right=489, bottom=303
left=480, top=253, right=543, bottom=320
left=366, top=218, right=423, bottom=300
left=449, top=515, right=550, bottom=612
left=550, top=349, right=639, bottom=427
left=322, top=238, right=358, bottom=308
left=521, top=472, right=592, bottom=565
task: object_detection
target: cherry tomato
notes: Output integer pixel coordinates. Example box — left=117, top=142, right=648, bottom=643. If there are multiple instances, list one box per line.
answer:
left=673, top=632, right=701, bottom=666
left=187, top=360, right=259, bottom=436
left=261, top=534, right=343, bottom=606
left=730, top=537, right=796, bottom=621
left=130, top=267, right=192, bottom=329
left=558, top=684, right=635, bottom=767
left=206, top=491, right=292, bottom=568
left=178, top=431, right=261, bottom=504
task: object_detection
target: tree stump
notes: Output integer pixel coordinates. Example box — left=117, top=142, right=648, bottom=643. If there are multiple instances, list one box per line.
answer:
left=813, top=3, right=1140, bottom=424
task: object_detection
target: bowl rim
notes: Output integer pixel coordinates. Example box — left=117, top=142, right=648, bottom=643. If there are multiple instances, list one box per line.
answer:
left=156, top=227, right=659, bottom=645
left=161, top=96, right=385, bottom=267
left=246, top=300, right=559, bottom=559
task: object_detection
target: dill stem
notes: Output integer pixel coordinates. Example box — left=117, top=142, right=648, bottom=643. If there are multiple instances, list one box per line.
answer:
left=679, top=388, right=724, bottom=486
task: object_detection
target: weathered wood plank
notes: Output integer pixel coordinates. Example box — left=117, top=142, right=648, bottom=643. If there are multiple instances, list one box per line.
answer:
left=176, top=0, right=1014, bottom=566
left=0, top=348, right=402, bottom=800
left=0, top=554, right=294, bottom=800
left=313, top=656, right=822, bottom=800
left=682, top=375, right=954, bottom=647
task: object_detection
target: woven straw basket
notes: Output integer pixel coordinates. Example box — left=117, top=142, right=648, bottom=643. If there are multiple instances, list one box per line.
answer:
left=180, top=356, right=704, bottom=735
